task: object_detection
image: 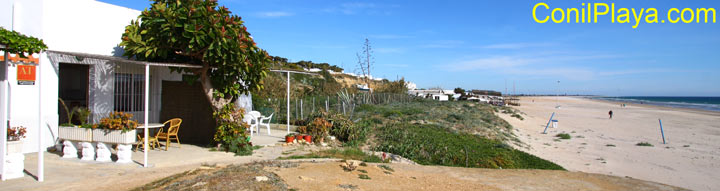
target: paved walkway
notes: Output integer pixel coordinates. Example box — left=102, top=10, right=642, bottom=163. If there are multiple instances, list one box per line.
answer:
left=0, top=124, right=297, bottom=191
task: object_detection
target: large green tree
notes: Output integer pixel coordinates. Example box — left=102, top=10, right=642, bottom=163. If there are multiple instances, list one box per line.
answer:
left=120, top=0, right=270, bottom=111
left=120, top=0, right=270, bottom=152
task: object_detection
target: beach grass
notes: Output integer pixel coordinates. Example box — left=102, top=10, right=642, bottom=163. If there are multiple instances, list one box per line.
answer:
left=556, top=133, right=571, bottom=139
left=636, top=142, right=654, bottom=147
left=373, top=123, right=565, bottom=170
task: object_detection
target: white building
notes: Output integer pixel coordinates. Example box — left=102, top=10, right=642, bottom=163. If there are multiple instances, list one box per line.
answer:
left=1, top=0, right=250, bottom=154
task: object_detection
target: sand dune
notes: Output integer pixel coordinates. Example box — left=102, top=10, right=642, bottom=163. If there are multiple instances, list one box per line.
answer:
left=498, top=96, right=720, bottom=191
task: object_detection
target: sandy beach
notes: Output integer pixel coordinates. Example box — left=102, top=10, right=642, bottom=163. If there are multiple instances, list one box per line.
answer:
left=498, top=96, right=720, bottom=191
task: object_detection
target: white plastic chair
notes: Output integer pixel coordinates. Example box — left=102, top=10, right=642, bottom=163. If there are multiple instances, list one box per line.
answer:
left=243, top=112, right=259, bottom=137
left=258, top=113, right=274, bottom=135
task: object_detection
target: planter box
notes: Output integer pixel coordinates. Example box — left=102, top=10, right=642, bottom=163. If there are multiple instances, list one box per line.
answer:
left=7, top=140, right=23, bottom=154
left=58, top=126, right=93, bottom=142
left=92, top=129, right=136, bottom=144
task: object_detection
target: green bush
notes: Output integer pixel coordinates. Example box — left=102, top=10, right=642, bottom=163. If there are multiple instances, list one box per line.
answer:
left=373, top=124, right=564, bottom=170
left=556, top=133, right=571, bottom=139
left=636, top=142, right=653, bottom=147
left=328, top=114, right=370, bottom=146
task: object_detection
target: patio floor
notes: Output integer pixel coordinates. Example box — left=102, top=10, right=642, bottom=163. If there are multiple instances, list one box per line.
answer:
left=0, top=124, right=298, bottom=191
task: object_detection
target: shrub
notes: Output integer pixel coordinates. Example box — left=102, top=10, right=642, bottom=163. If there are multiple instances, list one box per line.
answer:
left=303, top=116, right=332, bottom=142
left=636, top=142, right=653, bottom=147
left=329, top=114, right=370, bottom=146
left=555, top=133, right=571, bottom=139
left=213, top=105, right=253, bottom=156
left=93, top=112, right=138, bottom=132
left=373, top=123, right=564, bottom=170
left=511, top=114, right=524, bottom=120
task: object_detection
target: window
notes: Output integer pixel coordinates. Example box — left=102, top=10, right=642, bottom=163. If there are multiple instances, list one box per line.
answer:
left=114, top=73, right=145, bottom=112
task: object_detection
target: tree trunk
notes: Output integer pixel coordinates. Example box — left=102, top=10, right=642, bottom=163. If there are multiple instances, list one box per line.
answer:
left=198, top=67, right=232, bottom=113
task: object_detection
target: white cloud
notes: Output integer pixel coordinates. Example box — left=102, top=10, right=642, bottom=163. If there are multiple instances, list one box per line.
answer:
left=368, top=34, right=414, bottom=39
left=323, top=2, right=387, bottom=15
left=444, top=52, right=669, bottom=81
left=420, top=40, right=464, bottom=48
left=479, top=42, right=555, bottom=49
left=256, top=11, right=293, bottom=17
left=375, top=47, right=405, bottom=53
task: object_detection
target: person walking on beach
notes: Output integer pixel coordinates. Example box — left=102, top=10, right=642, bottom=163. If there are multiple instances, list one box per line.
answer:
left=608, top=110, right=613, bottom=119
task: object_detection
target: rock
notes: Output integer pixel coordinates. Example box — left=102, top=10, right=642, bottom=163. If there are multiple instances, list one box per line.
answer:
left=255, top=176, right=269, bottom=182
left=341, top=160, right=361, bottom=171
left=299, top=176, right=314, bottom=181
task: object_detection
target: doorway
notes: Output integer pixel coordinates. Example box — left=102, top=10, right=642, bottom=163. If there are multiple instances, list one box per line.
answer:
left=58, top=63, right=89, bottom=125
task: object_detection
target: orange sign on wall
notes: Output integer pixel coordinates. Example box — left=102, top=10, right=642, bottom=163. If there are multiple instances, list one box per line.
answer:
left=17, top=65, right=36, bottom=85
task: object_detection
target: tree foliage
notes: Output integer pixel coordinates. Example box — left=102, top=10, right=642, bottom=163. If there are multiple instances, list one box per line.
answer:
left=120, top=0, right=271, bottom=155
left=120, top=0, right=270, bottom=105
left=0, top=27, right=48, bottom=56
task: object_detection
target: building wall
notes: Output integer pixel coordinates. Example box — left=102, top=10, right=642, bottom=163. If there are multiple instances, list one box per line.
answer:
left=0, top=0, right=141, bottom=153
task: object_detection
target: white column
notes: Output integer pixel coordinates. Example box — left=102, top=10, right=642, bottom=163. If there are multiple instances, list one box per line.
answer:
left=143, top=64, right=149, bottom=167
left=37, top=53, right=43, bottom=181
left=1, top=48, right=8, bottom=181
left=286, top=72, right=290, bottom=135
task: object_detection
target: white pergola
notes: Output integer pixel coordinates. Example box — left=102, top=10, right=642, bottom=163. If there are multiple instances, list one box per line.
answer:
left=46, top=50, right=203, bottom=169
left=0, top=50, right=202, bottom=181
left=269, top=70, right=317, bottom=135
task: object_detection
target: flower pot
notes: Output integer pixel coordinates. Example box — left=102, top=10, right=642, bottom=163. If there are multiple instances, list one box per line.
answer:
left=295, top=135, right=304, bottom=141
left=7, top=140, right=23, bottom=154
left=92, top=129, right=136, bottom=144
left=304, top=135, right=312, bottom=143
left=285, top=136, right=295, bottom=143
left=58, top=126, right=93, bottom=142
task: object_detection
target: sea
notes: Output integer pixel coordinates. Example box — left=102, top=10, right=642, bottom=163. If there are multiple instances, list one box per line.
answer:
left=592, top=96, right=720, bottom=112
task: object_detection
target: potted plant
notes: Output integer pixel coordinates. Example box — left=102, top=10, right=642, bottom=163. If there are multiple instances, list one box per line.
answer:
left=92, top=111, right=138, bottom=144
left=57, top=102, right=93, bottom=142
left=304, top=134, right=312, bottom=143
left=7, top=126, right=27, bottom=154
left=285, top=133, right=295, bottom=143
left=5, top=126, right=26, bottom=179
left=295, top=133, right=304, bottom=142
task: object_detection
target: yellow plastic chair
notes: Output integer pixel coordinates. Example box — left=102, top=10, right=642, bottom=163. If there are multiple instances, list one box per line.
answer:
left=156, top=118, right=182, bottom=151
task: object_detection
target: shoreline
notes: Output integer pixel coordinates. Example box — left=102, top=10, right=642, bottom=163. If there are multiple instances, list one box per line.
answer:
left=499, top=96, right=720, bottom=191
left=580, top=96, right=720, bottom=117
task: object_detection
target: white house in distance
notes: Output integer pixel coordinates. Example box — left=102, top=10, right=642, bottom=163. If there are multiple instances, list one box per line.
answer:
left=1, top=0, right=249, bottom=155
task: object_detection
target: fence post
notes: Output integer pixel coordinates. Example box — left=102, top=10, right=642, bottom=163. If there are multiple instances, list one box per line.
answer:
left=659, top=119, right=666, bottom=144
left=300, top=99, right=303, bottom=119
left=542, top=112, right=555, bottom=134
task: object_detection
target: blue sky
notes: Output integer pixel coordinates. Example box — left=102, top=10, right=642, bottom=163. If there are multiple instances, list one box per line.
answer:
left=99, top=0, right=720, bottom=96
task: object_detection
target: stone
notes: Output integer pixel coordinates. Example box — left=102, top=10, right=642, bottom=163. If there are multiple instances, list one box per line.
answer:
left=80, top=142, right=95, bottom=161
left=255, top=176, right=269, bottom=182
left=116, top=144, right=133, bottom=163
left=62, top=140, right=78, bottom=158
left=299, top=176, right=314, bottom=181
left=340, top=160, right=361, bottom=171
left=95, top=142, right=112, bottom=162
